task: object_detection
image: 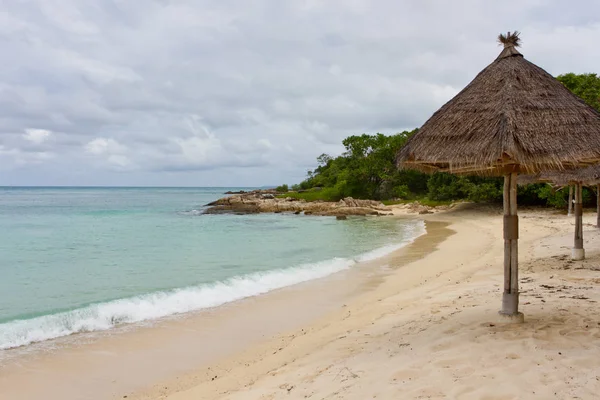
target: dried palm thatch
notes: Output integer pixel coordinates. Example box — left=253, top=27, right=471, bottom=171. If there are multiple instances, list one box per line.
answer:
left=519, top=165, right=600, bottom=186
left=574, top=165, right=600, bottom=185
left=516, top=173, right=548, bottom=186
left=397, top=31, right=600, bottom=175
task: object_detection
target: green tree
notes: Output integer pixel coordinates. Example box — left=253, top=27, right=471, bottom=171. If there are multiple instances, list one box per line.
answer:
left=293, top=130, right=422, bottom=200
left=556, top=73, right=600, bottom=112
left=316, top=153, right=332, bottom=166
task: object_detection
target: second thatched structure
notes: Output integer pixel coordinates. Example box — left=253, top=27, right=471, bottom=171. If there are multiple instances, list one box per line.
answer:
left=397, top=32, right=600, bottom=322
left=520, top=165, right=600, bottom=260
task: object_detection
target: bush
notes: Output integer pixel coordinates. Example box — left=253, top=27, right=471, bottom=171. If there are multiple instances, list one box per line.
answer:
left=427, top=173, right=469, bottom=201
left=393, top=185, right=411, bottom=199
left=467, top=182, right=502, bottom=203
left=277, top=187, right=342, bottom=202
left=535, top=184, right=567, bottom=208
left=582, top=187, right=595, bottom=207
left=517, top=183, right=548, bottom=206
left=275, top=184, right=289, bottom=193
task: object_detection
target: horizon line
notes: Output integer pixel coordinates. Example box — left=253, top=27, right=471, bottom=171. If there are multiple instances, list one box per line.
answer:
left=0, top=185, right=275, bottom=189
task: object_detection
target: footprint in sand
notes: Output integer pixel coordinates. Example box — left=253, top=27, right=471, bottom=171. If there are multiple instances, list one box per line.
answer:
left=558, top=328, right=590, bottom=337
left=391, top=368, right=422, bottom=382
left=430, top=339, right=457, bottom=352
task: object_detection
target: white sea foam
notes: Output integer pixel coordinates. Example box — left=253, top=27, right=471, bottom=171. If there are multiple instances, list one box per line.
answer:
left=0, top=220, right=426, bottom=350
left=357, top=219, right=425, bottom=262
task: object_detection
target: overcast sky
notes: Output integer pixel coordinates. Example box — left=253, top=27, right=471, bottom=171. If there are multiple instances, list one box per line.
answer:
left=0, top=0, right=599, bottom=187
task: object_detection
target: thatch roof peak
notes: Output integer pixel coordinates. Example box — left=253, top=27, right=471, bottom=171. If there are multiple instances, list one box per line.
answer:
left=397, top=32, right=600, bottom=176
left=498, top=31, right=521, bottom=48
left=497, top=31, right=522, bottom=59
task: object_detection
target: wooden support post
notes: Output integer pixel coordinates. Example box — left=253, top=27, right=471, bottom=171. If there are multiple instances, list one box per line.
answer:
left=509, top=173, right=518, bottom=298
left=500, top=172, right=522, bottom=320
left=572, top=183, right=585, bottom=260
left=568, top=186, right=574, bottom=216
left=503, top=176, right=511, bottom=298
left=596, top=184, right=600, bottom=228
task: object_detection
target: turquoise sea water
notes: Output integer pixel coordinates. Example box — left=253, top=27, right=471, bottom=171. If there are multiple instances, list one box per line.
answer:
left=0, top=187, right=424, bottom=350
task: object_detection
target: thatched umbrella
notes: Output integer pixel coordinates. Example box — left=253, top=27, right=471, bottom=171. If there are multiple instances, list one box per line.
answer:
left=525, top=164, right=600, bottom=225
left=519, top=167, right=600, bottom=260
left=397, top=32, right=600, bottom=322
left=551, top=165, right=600, bottom=230
left=551, top=171, right=587, bottom=260
left=580, top=166, right=600, bottom=228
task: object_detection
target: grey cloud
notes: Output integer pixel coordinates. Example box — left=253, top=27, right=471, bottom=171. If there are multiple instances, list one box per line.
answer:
left=1, top=0, right=599, bottom=185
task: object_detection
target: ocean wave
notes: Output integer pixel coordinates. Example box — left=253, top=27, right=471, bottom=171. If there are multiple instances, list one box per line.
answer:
left=0, top=221, right=425, bottom=350
left=177, top=209, right=204, bottom=216
left=358, top=220, right=425, bottom=262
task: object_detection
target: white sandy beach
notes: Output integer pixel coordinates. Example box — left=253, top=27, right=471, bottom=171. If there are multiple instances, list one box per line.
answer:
left=2, top=205, right=600, bottom=400
left=135, top=205, right=600, bottom=400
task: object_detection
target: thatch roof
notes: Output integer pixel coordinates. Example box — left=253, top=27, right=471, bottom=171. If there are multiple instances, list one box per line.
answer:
left=519, top=165, right=600, bottom=186
left=397, top=32, right=600, bottom=176
left=516, top=174, right=548, bottom=186
left=576, top=165, right=600, bottom=184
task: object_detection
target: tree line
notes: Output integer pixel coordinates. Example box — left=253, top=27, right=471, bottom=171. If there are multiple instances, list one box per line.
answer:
left=280, top=73, right=600, bottom=207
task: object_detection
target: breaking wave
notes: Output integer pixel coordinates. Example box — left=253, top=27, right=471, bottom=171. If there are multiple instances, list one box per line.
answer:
left=0, top=221, right=425, bottom=350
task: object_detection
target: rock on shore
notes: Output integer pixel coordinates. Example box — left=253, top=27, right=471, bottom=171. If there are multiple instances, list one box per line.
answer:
left=203, top=190, right=390, bottom=216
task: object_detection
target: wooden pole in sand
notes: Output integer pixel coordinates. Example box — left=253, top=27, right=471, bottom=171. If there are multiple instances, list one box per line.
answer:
left=568, top=186, right=574, bottom=216
left=572, top=183, right=585, bottom=260
left=501, top=172, right=521, bottom=319
left=596, top=184, right=600, bottom=228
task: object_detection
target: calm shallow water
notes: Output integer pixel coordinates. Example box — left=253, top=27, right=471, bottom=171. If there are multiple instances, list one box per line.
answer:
left=0, top=187, right=424, bottom=350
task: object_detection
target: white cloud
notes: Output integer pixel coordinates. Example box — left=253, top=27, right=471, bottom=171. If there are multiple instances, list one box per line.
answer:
left=0, top=146, right=54, bottom=167
left=58, top=49, right=143, bottom=84
left=84, top=138, right=134, bottom=170
left=23, top=128, right=52, bottom=144
left=173, top=135, right=222, bottom=164
left=257, top=139, right=274, bottom=149
left=85, top=138, right=126, bottom=155
left=38, top=1, right=99, bottom=36
left=107, top=154, right=133, bottom=168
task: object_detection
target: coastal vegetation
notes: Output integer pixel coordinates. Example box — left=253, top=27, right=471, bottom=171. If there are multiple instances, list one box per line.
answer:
left=280, top=73, right=600, bottom=208
left=556, top=73, right=600, bottom=113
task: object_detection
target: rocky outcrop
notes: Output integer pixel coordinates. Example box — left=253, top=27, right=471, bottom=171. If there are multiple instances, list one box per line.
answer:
left=203, top=191, right=388, bottom=216
left=202, top=190, right=453, bottom=217
left=223, top=189, right=278, bottom=195
left=393, top=201, right=453, bottom=215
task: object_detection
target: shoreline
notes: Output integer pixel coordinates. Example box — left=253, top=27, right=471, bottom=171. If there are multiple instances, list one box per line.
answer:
left=0, top=215, right=438, bottom=400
